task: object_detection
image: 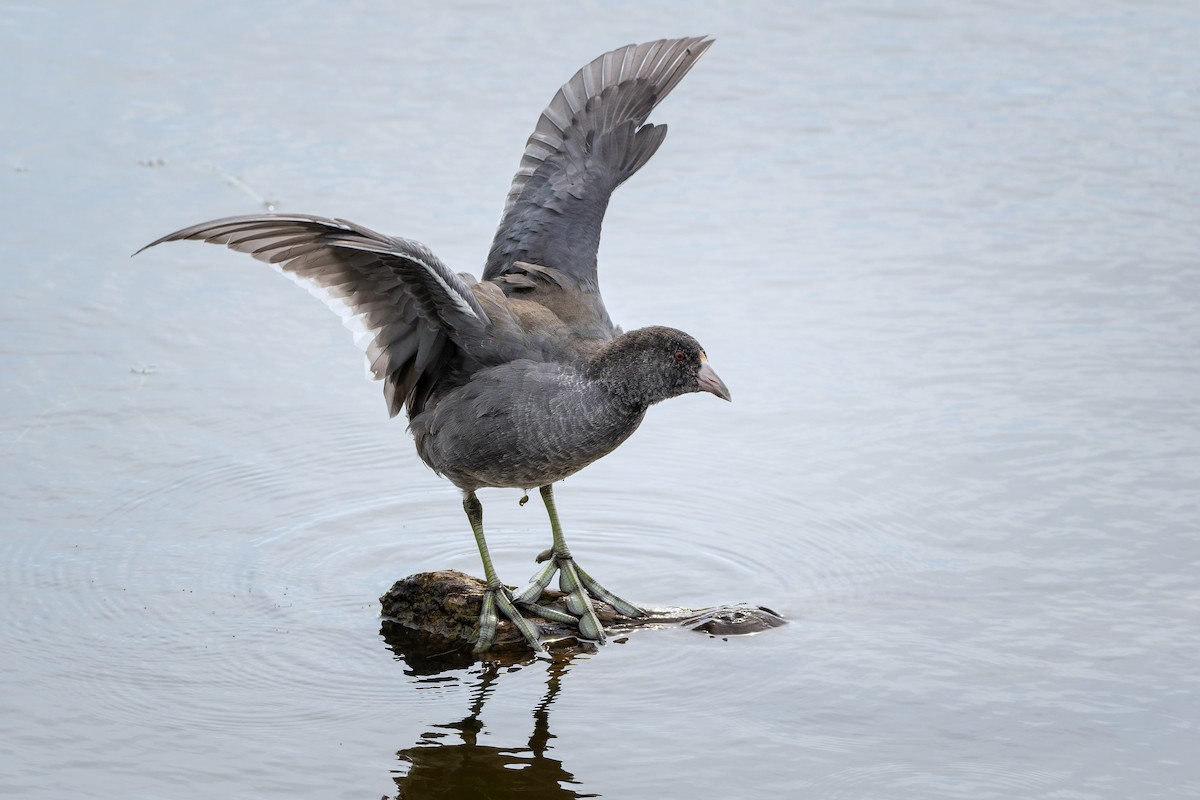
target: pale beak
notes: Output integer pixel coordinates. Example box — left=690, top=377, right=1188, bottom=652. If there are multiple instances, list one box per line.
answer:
left=696, top=359, right=732, bottom=402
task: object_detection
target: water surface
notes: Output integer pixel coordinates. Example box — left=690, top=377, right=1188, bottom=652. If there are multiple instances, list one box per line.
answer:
left=3, top=2, right=1198, bottom=798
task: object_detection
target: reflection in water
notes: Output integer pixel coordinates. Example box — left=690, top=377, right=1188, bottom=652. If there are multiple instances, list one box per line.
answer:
left=383, top=624, right=597, bottom=799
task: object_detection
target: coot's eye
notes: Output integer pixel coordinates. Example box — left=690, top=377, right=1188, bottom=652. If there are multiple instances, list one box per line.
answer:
left=674, top=351, right=686, bottom=363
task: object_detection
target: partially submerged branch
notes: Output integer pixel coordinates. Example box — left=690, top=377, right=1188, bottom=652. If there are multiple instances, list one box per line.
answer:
left=379, top=570, right=786, bottom=662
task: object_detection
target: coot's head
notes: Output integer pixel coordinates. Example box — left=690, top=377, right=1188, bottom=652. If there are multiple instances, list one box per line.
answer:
left=594, top=325, right=731, bottom=407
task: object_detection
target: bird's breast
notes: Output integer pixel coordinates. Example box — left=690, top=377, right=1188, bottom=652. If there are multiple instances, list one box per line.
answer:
left=409, top=361, right=645, bottom=491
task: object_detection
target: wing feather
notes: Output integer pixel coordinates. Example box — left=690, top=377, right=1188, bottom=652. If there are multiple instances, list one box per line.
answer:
left=483, top=36, right=713, bottom=290
left=137, top=214, right=492, bottom=418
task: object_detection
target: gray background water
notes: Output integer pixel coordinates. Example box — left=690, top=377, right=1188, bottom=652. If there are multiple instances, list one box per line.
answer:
left=3, top=1, right=1198, bottom=797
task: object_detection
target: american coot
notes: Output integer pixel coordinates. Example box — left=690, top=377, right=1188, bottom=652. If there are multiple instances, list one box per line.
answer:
left=140, top=36, right=729, bottom=657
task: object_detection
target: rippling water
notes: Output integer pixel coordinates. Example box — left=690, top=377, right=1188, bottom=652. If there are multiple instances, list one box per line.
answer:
left=3, top=1, right=1199, bottom=798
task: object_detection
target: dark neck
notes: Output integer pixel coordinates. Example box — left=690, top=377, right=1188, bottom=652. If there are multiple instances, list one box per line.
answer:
left=585, top=332, right=671, bottom=409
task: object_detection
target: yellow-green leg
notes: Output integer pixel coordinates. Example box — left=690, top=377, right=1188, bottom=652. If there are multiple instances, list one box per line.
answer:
left=514, top=484, right=646, bottom=642
left=463, top=490, right=548, bottom=657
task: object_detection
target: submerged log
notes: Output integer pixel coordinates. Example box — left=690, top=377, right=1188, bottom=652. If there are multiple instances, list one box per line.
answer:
left=379, top=570, right=786, bottom=664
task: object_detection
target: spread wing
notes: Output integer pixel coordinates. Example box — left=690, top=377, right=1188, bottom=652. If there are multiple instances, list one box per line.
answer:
left=483, top=36, right=713, bottom=295
left=137, top=214, right=495, bottom=419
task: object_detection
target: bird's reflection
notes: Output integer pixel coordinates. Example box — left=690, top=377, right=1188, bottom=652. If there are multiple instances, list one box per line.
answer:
left=382, top=621, right=598, bottom=799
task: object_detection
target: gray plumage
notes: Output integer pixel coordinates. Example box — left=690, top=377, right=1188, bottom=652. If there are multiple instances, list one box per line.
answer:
left=139, top=37, right=729, bottom=653
left=486, top=36, right=713, bottom=290
left=411, top=327, right=716, bottom=491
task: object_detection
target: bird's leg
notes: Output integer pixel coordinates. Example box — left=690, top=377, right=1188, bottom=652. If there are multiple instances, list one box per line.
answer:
left=514, top=484, right=646, bottom=642
left=463, top=491, right=548, bottom=657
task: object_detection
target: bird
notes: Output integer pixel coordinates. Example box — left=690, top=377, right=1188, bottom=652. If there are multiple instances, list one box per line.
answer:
left=138, top=36, right=729, bottom=657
